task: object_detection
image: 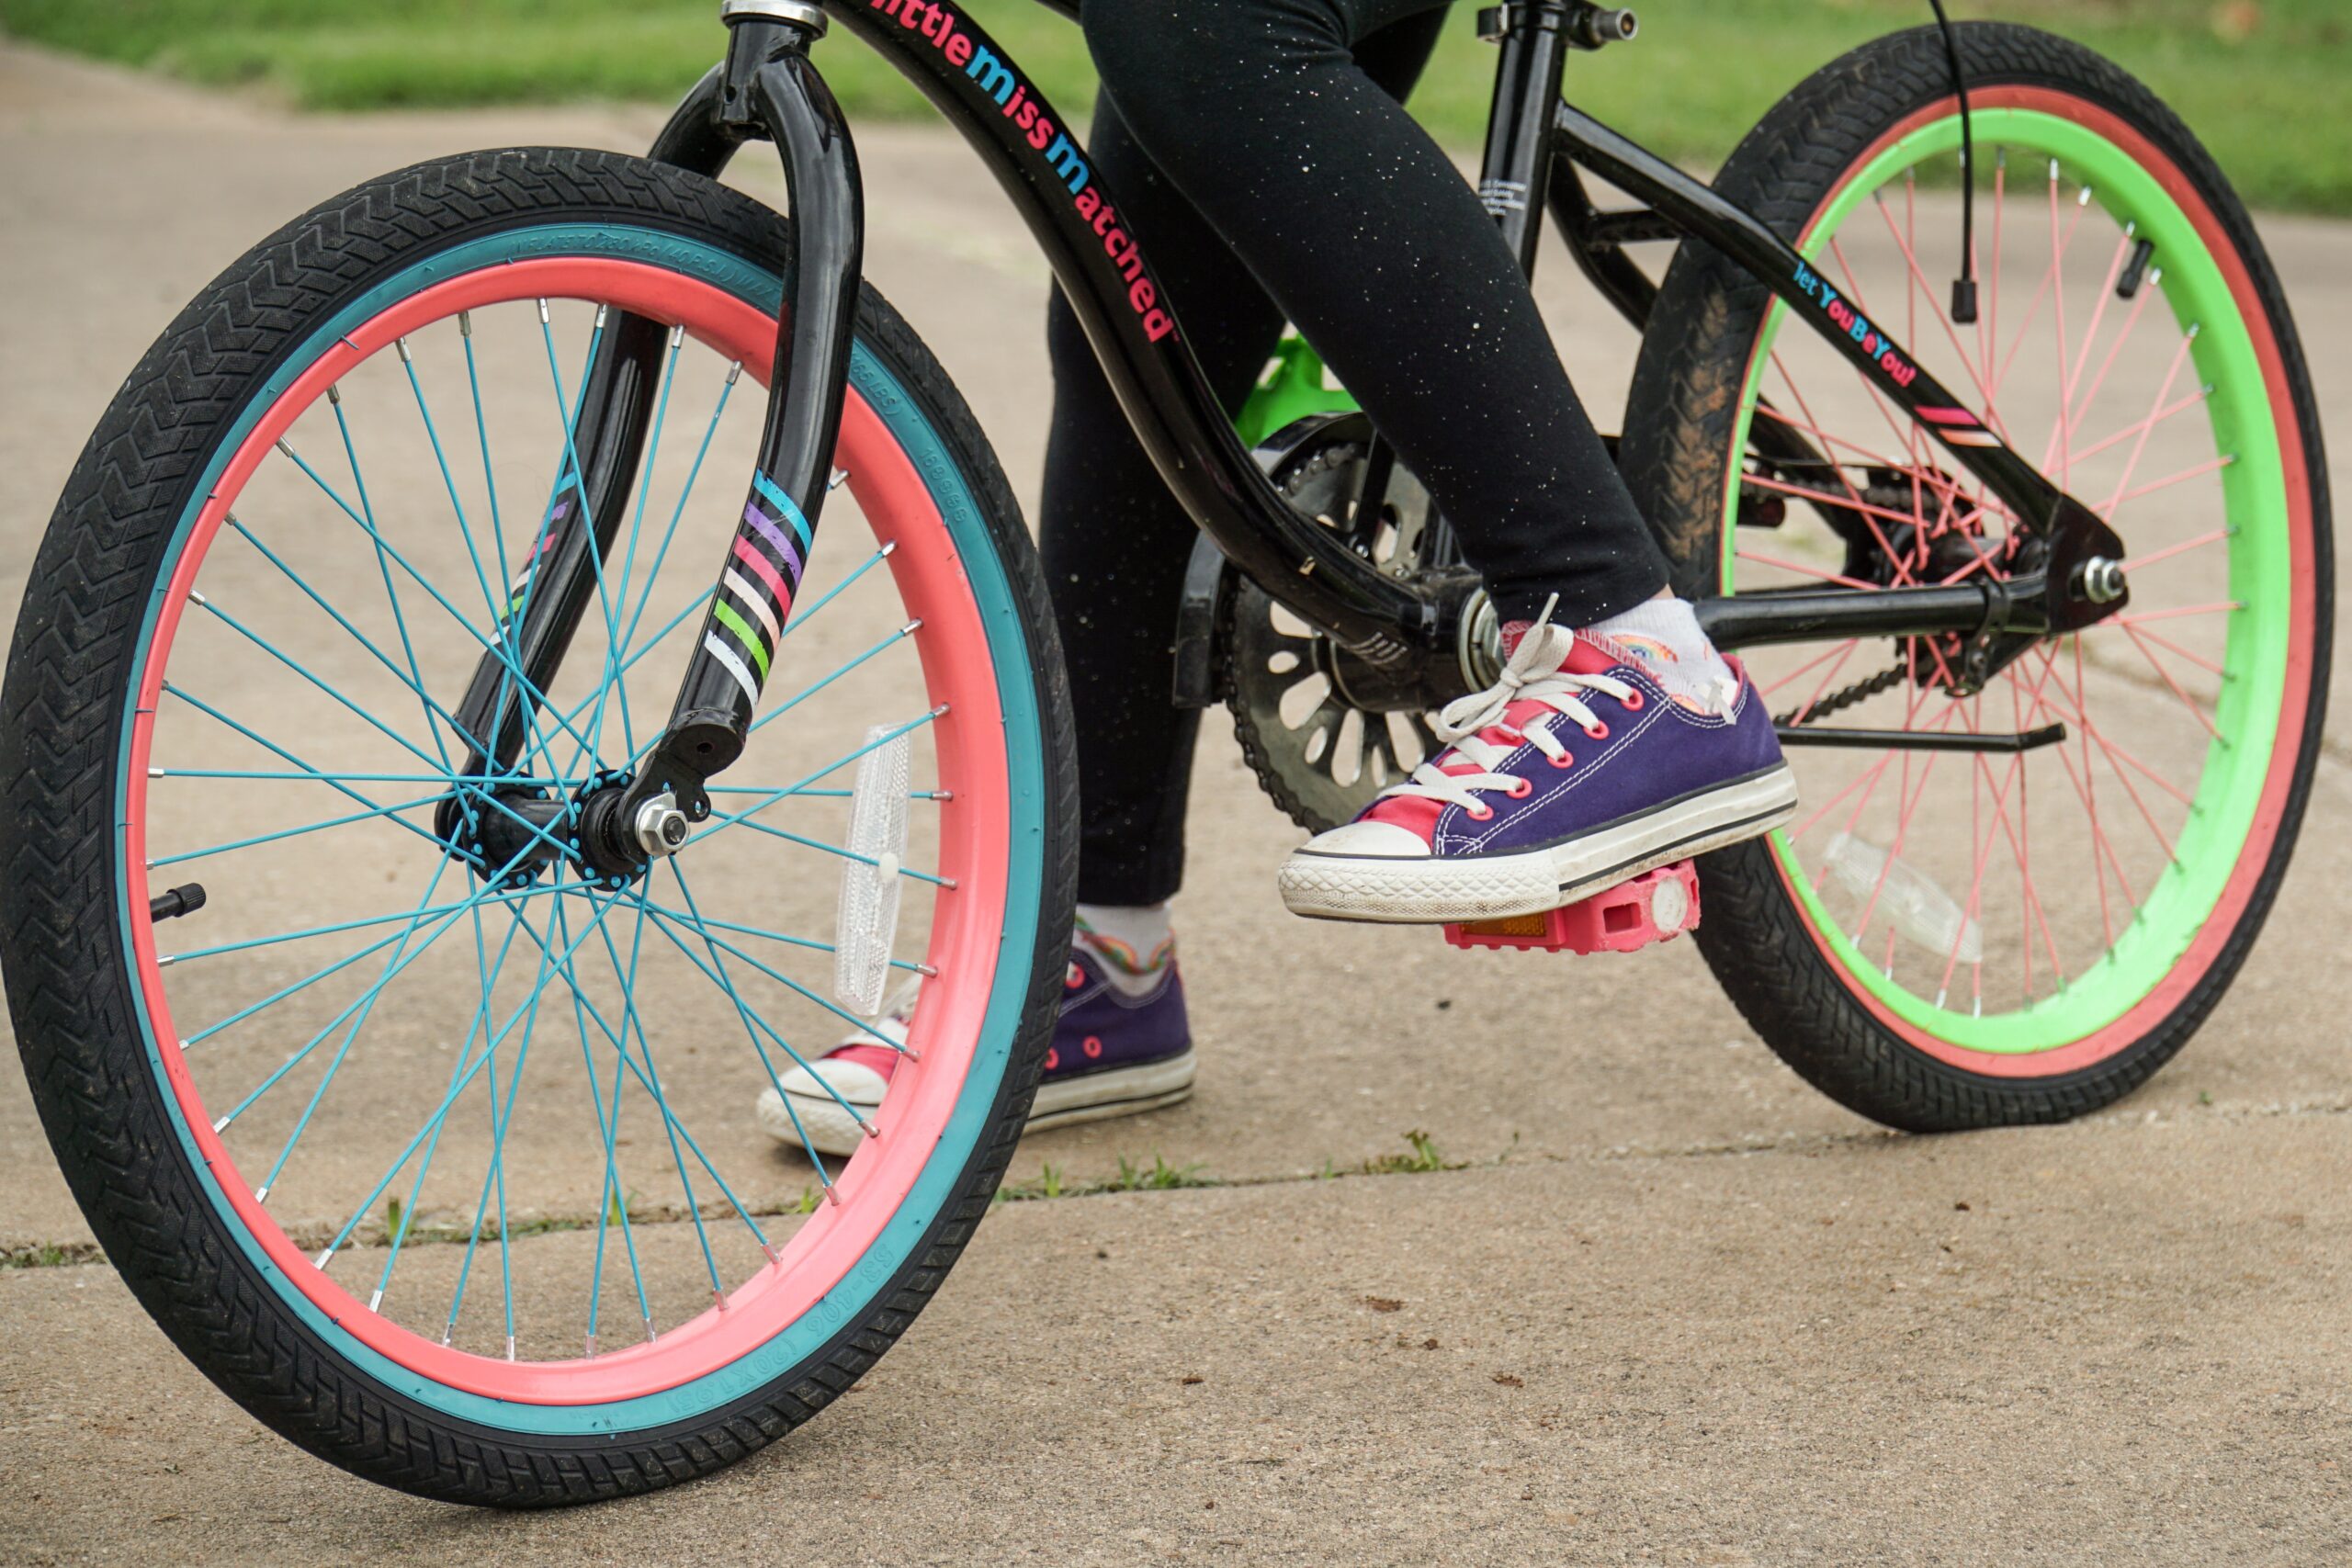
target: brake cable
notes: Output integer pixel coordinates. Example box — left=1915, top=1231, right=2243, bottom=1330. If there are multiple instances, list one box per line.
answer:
left=1927, top=0, right=1979, bottom=323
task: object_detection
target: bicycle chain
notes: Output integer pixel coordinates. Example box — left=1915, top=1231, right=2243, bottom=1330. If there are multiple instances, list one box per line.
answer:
left=1772, top=660, right=1906, bottom=728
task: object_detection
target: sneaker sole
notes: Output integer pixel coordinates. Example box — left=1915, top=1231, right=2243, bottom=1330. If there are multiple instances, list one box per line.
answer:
left=1277, top=765, right=1799, bottom=924
left=757, top=1050, right=1198, bottom=1159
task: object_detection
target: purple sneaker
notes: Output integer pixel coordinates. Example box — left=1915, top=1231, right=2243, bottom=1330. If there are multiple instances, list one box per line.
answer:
left=755, top=946, right=1194, bottom=1157
left=1278, top=622, right=1795, bottom=923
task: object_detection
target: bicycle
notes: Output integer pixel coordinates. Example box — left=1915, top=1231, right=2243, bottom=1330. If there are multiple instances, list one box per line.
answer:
left=2, top=0, right=2326, bottom=1506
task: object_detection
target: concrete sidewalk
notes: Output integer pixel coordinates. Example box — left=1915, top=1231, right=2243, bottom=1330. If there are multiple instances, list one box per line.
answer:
left=4, top=41, right=2351, bottom=1565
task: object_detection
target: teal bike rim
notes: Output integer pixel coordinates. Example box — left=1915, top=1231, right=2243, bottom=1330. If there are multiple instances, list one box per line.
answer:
left=114, top=226, right=1049, bottom=1433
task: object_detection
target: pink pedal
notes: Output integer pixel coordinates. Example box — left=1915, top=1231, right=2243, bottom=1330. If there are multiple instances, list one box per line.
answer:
left=1442, top=862, right=1700, bottom=954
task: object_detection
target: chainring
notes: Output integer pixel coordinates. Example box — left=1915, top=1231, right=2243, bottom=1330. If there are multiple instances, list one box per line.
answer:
left=1221, top=424, right=1446, bottom=835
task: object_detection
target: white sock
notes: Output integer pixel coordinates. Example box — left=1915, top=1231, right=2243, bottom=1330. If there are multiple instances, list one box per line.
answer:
left=1074, top=902, right=1174, bottom=998
left=1584, top=594, right=1738, bottom=713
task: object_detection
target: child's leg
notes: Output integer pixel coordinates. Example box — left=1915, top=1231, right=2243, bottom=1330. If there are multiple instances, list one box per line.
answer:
left=757, top=21, right=1453, bottom=1153
left=1080, top=0, right=1669, bottom=629
left=1041, top=13, right=1447, bottom=908
left=1076, top=0, right=1793, bottom=922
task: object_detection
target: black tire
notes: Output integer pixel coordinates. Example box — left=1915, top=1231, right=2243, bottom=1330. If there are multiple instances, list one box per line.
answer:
left=1, top=148, right=1079, bottom=1505
left=1619, top=24, right=2331, bottom=1131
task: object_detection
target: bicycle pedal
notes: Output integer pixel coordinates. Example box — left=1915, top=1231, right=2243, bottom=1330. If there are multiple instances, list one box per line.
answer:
left=1442, top=862, right=1699, bottom=954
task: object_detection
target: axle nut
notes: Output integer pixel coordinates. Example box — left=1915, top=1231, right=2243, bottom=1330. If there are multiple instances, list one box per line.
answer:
left=634, top=792, right=691, bottom=858
left=2075, top=556, right=2127, bottom=605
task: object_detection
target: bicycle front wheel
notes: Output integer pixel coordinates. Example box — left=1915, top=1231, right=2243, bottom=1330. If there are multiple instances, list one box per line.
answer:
left=1622, top=24, right=2330, bottom=1129
left=1, top=148, right=1076, bottom=1503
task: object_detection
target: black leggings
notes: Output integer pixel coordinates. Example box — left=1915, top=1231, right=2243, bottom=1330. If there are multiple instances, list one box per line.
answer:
left=1042, top=0, right=1668, bottom=904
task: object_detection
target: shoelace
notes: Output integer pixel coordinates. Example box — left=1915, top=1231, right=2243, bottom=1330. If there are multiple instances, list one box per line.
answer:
left=1381, top=615, right=1637, bottom=817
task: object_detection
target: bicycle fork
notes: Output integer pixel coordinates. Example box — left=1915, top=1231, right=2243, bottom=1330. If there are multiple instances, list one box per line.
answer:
left=441, top=1, right=860, bottom=885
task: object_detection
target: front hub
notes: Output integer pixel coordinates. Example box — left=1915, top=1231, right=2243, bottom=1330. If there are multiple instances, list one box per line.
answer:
left=437, top=767, right=685, bottom=891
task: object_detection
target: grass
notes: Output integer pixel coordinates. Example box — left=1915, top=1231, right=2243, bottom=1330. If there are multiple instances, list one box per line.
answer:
left=3, top=1, right=2348, bottom=212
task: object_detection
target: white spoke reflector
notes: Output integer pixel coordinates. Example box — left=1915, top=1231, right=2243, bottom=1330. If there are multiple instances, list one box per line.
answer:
left=834, top=724, right=912, bottom=1016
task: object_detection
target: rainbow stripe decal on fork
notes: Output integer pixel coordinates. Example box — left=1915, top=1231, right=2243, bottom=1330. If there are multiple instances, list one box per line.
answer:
left=704, top=470, right=813, bottom=705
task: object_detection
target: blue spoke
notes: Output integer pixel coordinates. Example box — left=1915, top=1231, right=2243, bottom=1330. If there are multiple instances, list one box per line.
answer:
left=524, top=890, right=759, bottom=1288
left=150, top=789, right=443, bottom=869
left=583, top=881, right=656, bottom=1347
left=151, top=764, right=588, bottom=788
left=569, top=546, right=898, bottom=750
left=397, top=336, right=506, bottom=629
left=212, top=872, right=500, bottom=1134
left=610, top=329, right=685, bottom=650
left=322, top=871, right=628, bottom=1267
left=254, top=857, right=458, bottom=1199
left=697, top=808, right=953, bottom=887
left=190, top=593, right=481, bottom=784
left=642, top=864, right=883, bottom=1138
left=368, top=897, right=530, bottom=1314
left=679, top=708, right=942, bottom=850
left=446, top=872, right=571, bottom=1350
left=156, top=684, right=456, bottom=861
left=328, top=390, right=457, bottom=774
left=462, top=311, right=508, bottom=602
left=612, top=362, right=741, bottom=666
left=222, top=515, right=554, bottom=780
left=275, top=435, right=599, bottom=762
left=162, top=894, right=494, bottom=965
left=637, top=874, right=846, bottom=1193
left=185, top=910, right=473, bottom=1050
left=624, top=624, right=911, bottom=778
left=630, top=901, right=928, bottom=976
left=654, top=871, right=918, bottom=1050
left=740, top=624, right=916, bottom=744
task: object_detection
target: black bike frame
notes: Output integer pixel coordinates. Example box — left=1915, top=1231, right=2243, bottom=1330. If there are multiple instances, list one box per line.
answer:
left=458, top=0, right=2131, bottom=865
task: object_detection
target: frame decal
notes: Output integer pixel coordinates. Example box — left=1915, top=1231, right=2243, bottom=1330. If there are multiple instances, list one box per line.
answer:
left=862, top=0, right=1174, bottom=341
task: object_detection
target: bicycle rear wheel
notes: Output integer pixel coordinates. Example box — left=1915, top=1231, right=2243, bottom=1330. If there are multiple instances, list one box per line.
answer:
left=1622, top=24, right=2329, bottom=1129
left=1, top=148, right=1076, bottom=1503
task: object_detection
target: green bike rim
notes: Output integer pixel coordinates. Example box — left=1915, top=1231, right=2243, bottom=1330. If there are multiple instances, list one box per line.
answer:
left=1724, top=105, right=2294, bottom=1055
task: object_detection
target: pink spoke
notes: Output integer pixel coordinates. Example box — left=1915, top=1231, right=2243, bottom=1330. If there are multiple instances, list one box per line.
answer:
left=2096, top=326, right=2199, bottom=520
left=2120, top=624, right=2221, bottom=740
left=1769, top=353, right=1877, bottom=516
left=1938, top=749, right=2018, bottom=1003
left=2050, top=694, right=2195, bottom=807
left=2070, top=636, right=2115, bottom=947
left=1787, top=708, right=1966, bottom=846
left=1989, top=189, right=2087, bottom=405
left=2062, top=231, right=2137, bottom=416
left=1759, top=637, right=1863, bottom=699
left=2065, top=267, right=2158, bottom=437
left=1852, top=748, right=1945, bottom=949
left=2106, top=453, right=2234, bottom=513
left=1744, top=469, right=1924, bottom=535
left=2029, top=664, right=2192, bottom=842
left=1827, top=241, right=1950, bottom=467
left=2123, top=621, right=2226, bottom=678
left=2069, top=384, right=2211, bottom=467
left=2007, top=674, right=2064, bottom=989
left=2048, top=171, right=2073, bottom=491
left=1787, top=638, right=1862, bottom=728
left=1736, top=549, right=1882, bottom=592
left=2103, top=601, right=2242, bottom=628
left=1870, top=191, right=2002, bottom=422
left=1931, top=648, right=2075, bottom=1001
left=1800, top=682, right=1949, bottom=858
left=2048, top=731, right=2138, bottom=918
left=2122, top=527, right=2230, bottom=574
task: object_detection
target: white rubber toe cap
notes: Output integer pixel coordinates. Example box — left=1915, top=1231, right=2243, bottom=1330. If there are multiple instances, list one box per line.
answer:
left=1296, top=818, right=1434, bottom=860
left=777, top=1056, right=888, bottom=1109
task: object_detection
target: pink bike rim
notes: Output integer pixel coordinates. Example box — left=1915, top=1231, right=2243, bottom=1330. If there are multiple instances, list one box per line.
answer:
left=122, top=258, right=1018, bottom=1401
